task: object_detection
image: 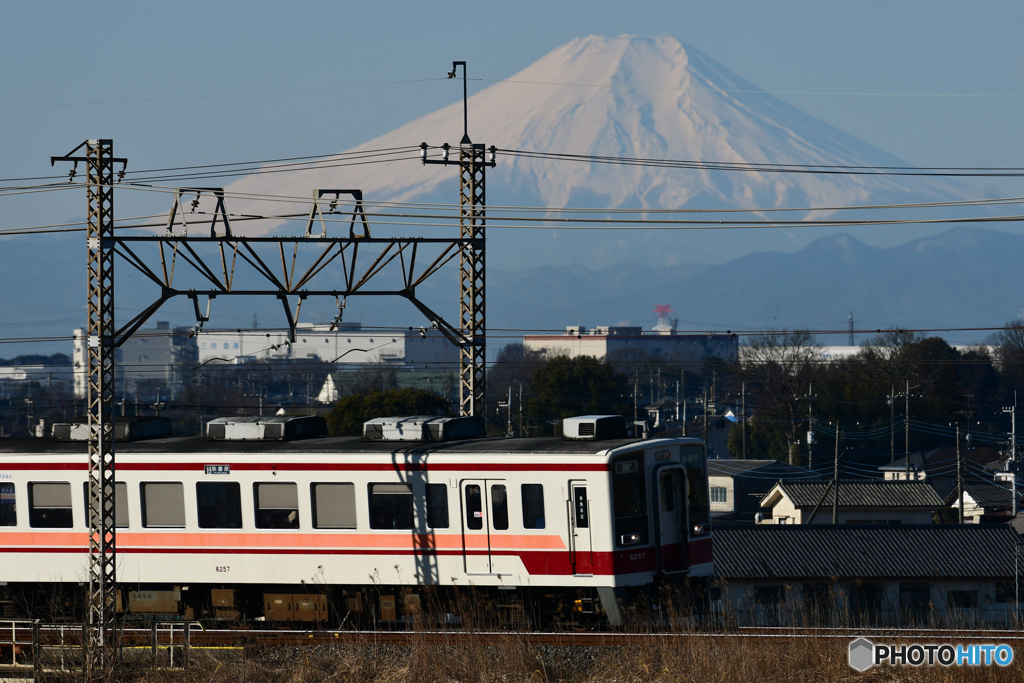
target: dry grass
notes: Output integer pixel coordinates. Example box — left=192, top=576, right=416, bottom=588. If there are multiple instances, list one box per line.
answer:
left=40, top=633, right=1018, bottom=683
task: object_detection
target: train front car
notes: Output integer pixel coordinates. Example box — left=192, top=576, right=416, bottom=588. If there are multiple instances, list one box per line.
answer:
left=597, top=432, right=713, bottom=623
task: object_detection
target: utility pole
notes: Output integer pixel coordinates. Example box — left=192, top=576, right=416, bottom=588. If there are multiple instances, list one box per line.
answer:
left=506, top=385, right=513, bottom=437
left=1004, top=394, right=1018, bottom=517
left=889, top=385, right=896, bottom=464
left=797, top=384, right=815, bottom=470
left=741, top=382, right=746, bottom=459
left=634, top=371, right=638, bottom=422
left=833, top=423, right=841, bottom=525
left=848, top=312, right=855, bottom=346
left=905, top=380, right=911, bottom=480
left=957, top=423, right=964, bottom=524
left=702, top=390, right=708, bottom=444
left=421, top=60, right=495, bottom=419
left=51, top=139, right=126, bottom=672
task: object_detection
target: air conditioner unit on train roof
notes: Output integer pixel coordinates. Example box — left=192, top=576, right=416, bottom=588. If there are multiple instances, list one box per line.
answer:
left=205, top=415, right=328, bottom=442
left=562, top=415, right=627, bottom=441
left=362, top=416, right=485, bottom=442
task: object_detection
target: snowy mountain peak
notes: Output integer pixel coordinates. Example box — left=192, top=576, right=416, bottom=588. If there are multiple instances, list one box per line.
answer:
left=227, top=35, right=967, bottom=267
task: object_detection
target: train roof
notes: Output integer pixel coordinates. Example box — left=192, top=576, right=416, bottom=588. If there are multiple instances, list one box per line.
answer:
left=0, top=435, right=702, bottom=457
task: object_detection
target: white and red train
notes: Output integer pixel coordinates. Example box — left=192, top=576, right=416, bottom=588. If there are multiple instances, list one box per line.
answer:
left=0, top=415, right=712, bottom=626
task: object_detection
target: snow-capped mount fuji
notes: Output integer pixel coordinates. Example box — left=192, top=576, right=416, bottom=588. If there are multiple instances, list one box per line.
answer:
left=227, top=35, right=969, bottom=267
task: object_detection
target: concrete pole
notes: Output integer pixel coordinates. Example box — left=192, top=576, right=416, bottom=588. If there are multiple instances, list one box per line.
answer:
left=832, top=424, right=840, bottom=525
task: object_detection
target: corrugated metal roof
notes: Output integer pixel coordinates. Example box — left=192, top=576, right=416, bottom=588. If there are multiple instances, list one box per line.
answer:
left=945, top=481, right=1014, bottom=509
left=774, top=479, right=944, bottom=508
left=713, top=525, right=1020, bottom=580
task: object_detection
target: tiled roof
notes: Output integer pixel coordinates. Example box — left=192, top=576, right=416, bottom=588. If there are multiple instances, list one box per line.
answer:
left=772, top=479, right=944, bottom=508
left=707, top=459, right=809, bottom=477
left=945, top=481, right=1014, bottom=509
left=713, top=525, right=1020, bottom=580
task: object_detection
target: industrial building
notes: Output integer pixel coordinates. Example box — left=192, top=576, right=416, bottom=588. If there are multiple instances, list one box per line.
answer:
left=523, top=325, right=738, bottom=363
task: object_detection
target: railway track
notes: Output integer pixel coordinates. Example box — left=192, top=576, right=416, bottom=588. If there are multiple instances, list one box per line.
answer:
left=8, top=623, right=1024, bottom=651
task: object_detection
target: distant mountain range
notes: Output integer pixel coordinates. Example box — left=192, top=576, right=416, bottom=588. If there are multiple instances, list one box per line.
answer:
left=490, top=227, right=1024, bottom=344
left=7, top=226, right=1021, bottom=357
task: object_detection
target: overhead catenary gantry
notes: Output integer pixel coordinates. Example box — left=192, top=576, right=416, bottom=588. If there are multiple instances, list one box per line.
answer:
left=53, top=139, right=493, bottom=674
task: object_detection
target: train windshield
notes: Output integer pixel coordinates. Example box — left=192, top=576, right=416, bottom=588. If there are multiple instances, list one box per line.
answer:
left=680, top=445, right=709, bottom=526
left=611, top=452, right=649, bottom=547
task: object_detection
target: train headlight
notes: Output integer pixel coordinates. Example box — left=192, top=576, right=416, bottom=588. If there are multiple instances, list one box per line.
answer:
left=692, top=523, right=710, bottom=536
left=620, top=533, right=642, bottom=546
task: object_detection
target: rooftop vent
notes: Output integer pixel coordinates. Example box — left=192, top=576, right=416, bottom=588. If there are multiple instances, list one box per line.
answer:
left=52, top=416, right=173, bottom=442
left=362, top=416, right=485, bottom=442
left=205, top=415, right=328, bottom=442
left=562, top=415, right=627, bottom=441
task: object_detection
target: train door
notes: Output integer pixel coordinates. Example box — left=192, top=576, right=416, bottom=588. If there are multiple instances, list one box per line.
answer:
left=567, top=481, right=593, bottom=576
left=461, top=479, right=512, bottom=575
left=656, top=467, right=689, bottom=573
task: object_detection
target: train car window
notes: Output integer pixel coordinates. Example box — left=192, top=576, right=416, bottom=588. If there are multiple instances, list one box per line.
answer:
left=465, top=485, right=482, bottom=530
left=0, top=483, right=15, bottom=526
left=521, top=484, right=545, bottom=529
left=311, top=483, right=356, bottom=529
left=196, top=482, right=242, bottom=529
left=680, top=446, right=710, bottom=526
left=141, top=483, right=185, bottom=528
left=659, top=472, right=675, bottom=512
left=29, top=482, right=73, bottom=528
left=368, top=483, right=414, bottom=530
left=491, top=485, right=509, bottom=530
left=574, top=486, right=590, bottom=528
left=254, top=483, right=299, bottom=529
left=426, top=483, right=449, bottom=529
left=82, top=482, right=129, bottom=528
left=610, top=453, right=649, bottom=547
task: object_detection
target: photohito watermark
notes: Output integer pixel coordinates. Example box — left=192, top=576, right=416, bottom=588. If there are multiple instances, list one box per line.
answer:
left=848, top=637, right=1014, bottom=672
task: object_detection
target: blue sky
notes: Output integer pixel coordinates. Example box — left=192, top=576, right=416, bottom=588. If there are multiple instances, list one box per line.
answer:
left=1, top=1, right=1022, bottom=354
left=2, top=0, right=1022, bottom=230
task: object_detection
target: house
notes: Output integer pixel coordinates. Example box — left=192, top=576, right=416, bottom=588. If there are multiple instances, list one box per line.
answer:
left=945, top=481, right=1015, bottom=523
left=880, top=446, right=1002, bottom=499
left=757, top=479, right=944, bottom=525
left=707, top=459, right=809, bottom=521
left=712, top=524, right=1024, bottom=626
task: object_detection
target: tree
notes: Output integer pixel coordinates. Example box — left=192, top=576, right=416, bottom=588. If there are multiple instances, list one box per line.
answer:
left=325, top=388, right=450, bottom=436
left=741, top=329, right=821, bottom=464
left=988, top=320, right=1024, bottom=396
left=527, top=355, right=629, bottom=433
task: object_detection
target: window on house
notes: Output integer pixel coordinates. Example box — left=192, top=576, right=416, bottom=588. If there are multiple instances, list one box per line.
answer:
left=29, top=482, right=73, bottom=528
left=710, top=486, right=727, bottom=503
left=521, top=484, right=545, bottom=529
left=491, top=484, right=509, bottom=530
left=368, top=483, right=414, bottom=530
left=776, top=516, right=790, bottom=525
left=254, top=483, right=299, bottom=529
left=0, top=483, right=15, bottom=526
left=82, top=482, right=129, bottom=528
left=426, top=483, right=449, bottom=529
left=311, top=483, right=356, bottom=529
left=141, top=482, right=186, bottom=528
left=947, top=590, right=978, bottom=609
left=196, top=482, right=242, bottom=529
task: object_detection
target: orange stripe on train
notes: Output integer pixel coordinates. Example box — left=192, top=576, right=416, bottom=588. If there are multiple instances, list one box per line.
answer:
left=0, top=531, right=566, bottom=551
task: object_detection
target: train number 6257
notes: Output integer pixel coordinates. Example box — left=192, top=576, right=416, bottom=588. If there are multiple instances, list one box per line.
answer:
left=215, top=565, right=230, bottom=573
left=629, top=552, right=645, bottom=561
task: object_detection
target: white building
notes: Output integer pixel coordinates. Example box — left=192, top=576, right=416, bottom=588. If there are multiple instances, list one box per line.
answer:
left=196, top=323, right=457, bottom=369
